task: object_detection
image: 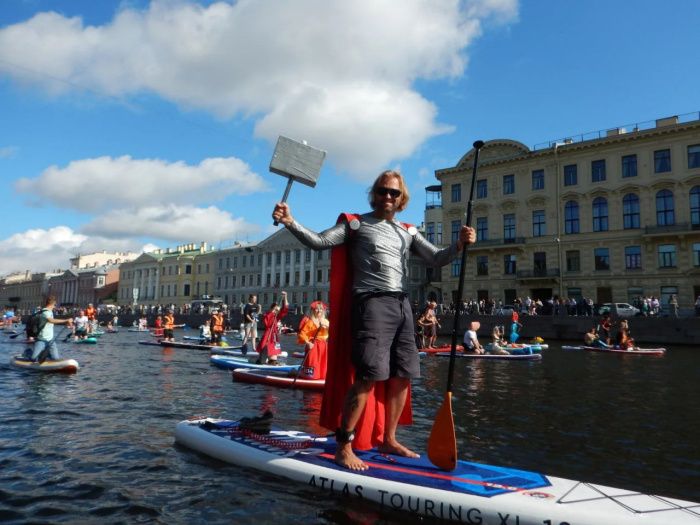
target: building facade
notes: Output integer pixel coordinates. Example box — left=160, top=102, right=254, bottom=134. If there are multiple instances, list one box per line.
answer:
left=0, top=271, right=62, bottom=313
left=49, top=265, right=120, bottom=307
left=427, top=113, right=700, bottom=312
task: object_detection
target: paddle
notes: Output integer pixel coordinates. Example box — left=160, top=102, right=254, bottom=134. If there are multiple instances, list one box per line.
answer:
left=292, top=321, right=323, bottom=387
left=427, top=140, right=484, bottom=471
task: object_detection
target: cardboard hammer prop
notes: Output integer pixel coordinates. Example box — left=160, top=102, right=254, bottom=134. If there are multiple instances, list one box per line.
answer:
left=269, top=136, right=326, bottom=225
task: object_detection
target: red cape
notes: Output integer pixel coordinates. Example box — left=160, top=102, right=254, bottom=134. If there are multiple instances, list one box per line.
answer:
left=319, top=213, right=412, bottom=451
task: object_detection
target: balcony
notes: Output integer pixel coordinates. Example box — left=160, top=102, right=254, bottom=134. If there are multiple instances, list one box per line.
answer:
left=473, top=237, right=527, bottom=248
left=643, top=222, right=700, bottom=236
left=516, top=268, right=561, bottom=281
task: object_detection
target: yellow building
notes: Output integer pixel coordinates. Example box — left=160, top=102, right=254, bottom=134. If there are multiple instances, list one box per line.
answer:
left=428, top=113, right=700, bottom=313
left=117, top=243, right=213, bottom=307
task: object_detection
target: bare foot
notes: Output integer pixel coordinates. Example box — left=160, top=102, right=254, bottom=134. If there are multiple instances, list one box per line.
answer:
left=378, top=440, right=420, bottom=459
left=335, top=442, right=368, bottom=471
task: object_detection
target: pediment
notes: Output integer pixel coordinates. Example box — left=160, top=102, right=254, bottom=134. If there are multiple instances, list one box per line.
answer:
left=456, top=140, right=530, bottom=168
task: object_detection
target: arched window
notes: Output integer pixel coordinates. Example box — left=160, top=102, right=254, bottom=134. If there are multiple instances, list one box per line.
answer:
left=592, top=197, right=608, bottom=232
left=622, top=193, right=640, bottom=229
left=690, top=186, right=700, bottom=227
left=656, top=189, right=675, bottom=226
left=564, top=201, right=579, bottom=234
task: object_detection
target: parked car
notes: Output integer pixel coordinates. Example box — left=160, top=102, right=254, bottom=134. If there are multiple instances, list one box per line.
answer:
left=598, top=302, right=640, bottom=317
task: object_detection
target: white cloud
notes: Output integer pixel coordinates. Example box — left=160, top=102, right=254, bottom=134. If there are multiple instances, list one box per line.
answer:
left=0, top=226, right=86, bottom=275
left=0, top=0, right=519, bottom=178
left=81, top=204, right=260, bottom=243
left=15, top=155, right=266, bottom=212
left=0, top=146, right=18, bottom=159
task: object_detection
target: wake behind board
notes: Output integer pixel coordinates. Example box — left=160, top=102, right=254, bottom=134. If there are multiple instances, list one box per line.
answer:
left=232, top=368, right=324, bottom=391
left=175, top=418, right=700, bottom=525
left=562, top=345, right=666, bottom=355
left=11, top=356, right=79, bottom=373
left=435, top=351, right=542, bottom=361
left=210, top=355, right=299, bottom=373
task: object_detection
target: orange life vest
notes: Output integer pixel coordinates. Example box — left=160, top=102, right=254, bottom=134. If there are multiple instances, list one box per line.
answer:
left=85, top=306, right=96, bottom=320
left=164, top=314, right=174, bottom=329
left=212, top=313, right=224, bottom=333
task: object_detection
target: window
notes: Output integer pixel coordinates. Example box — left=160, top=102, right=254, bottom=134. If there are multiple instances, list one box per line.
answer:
left=184, top=284, right=191, bottom=296
left=285, top=251, right=290, bottom=264
left=654, top=149, right=671, bottom=173
left=532, top=210, right=546, bottom=237
left=592, top=197, right=608, bottom=232
left=504, top=254, right=516, bottom=275
left=317, top=269, right=323, bottom=282
left=294, top=271, right=299, bottom=285
left=185, top=264, right=192, bottom=275
left=266, top=253, right=272, bottom=265
left=476, top=179, right=487, bottom=199
left=592, top=159, right=606, bottom=182
left=656, top=189, right=675, bottom=226
left=658, top=244, right=676, bottom=268
left=304, top=270, right=310, bottom=284
left=197, top=264, right=201, bottom=274
left=305, top=250, right=311, bottom=263
left=532, top=169, right=544, bottom=190
left=436, top=223, right=443, bottom=244
left=503, top=174, right=514, bottom=195
left=564, top=201, right=580, bottom=234
left=689, top=144, right=700, bottom=169
left=533, top=252, right=547, bottom=274
left=426, top=222, right=435, bottom=243
left=285, top=272, right=290, bottom=285
left=266, top=274, right=271, bottom=286
left=622, top=193, right=640, bottom=229
left=233, top=257, right=238, bottom=268
left=594, top=247, right=610, bottom=271
left=503, top=214, right=516, bottom=242
left=218, top=258, right=223, bottom=269
left=690, top=186, right=700, bottom=226
left=275, top=251, right=281, bottom=264
left=693, top=243, right=700, bottom=267
left=451, top=258, right=461, bottom=277
left=625, top=246, right=642, bottom=270
left=566, top=250, right=580, bottom=272
left=476, top=217, right=488, bottom=241
left=231, top=275, right=236, bottom=287
left=563, top=164, right=577, bottom=186
left=621, top=154, right=637, bottom=178
left=317, top=250, right=324, bottom=261
left=295, top=249, right=301, bottom=263
left=451, top=183, right=461, bottom=202
left=451, top=220, right=461, bottom=243
left=476, top=256, right=488, bottom=276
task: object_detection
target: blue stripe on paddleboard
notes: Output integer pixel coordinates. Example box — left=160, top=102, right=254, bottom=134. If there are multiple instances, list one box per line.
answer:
left=200, top=423, right=550, bottom=498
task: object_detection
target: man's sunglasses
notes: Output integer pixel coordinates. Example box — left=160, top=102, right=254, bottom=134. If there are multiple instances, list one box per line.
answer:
left=375, top=187, right=402, bottom=198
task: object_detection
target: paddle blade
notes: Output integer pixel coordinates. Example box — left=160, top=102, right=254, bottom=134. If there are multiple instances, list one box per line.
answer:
left=427, top=391, right=457, bottom=471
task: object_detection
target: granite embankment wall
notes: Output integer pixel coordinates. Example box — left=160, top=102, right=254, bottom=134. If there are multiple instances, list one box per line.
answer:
left=109, top=312, right=700, bottom=346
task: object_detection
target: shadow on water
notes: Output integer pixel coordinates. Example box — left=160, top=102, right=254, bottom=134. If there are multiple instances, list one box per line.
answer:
left=0, top=331, right=698, bottom=523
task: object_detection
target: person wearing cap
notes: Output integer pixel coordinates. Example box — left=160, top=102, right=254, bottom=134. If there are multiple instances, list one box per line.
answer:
left=296, top=301, right=330, bottom=380
left=463, top=321, right=485, bottom=354
left=272, top=169, right=476, bottom=471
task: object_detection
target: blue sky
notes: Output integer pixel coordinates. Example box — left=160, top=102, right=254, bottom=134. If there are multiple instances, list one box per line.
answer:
left=1, top=0, right=698, bottom=276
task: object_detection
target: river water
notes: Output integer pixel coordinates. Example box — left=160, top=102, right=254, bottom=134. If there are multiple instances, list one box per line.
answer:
left=0, top=330, right=698, bottom=524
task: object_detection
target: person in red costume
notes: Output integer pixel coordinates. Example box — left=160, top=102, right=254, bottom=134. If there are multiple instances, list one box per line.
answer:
left=255, top=291, right=288, bottom=365
left=273, top=170, right=475, bottom=471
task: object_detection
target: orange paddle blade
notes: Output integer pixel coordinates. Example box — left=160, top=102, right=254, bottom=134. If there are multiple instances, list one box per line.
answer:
left=427, top=391, right=457, bottom=471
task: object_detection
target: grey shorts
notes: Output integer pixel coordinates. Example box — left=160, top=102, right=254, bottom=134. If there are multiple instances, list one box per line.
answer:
left=245, top=322, right=258, bottom=338
left=351, top=294, right=420, bottom=381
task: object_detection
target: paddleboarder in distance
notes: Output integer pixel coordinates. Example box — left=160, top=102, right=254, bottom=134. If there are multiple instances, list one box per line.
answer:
left=272, top=169, right=476, bottom=471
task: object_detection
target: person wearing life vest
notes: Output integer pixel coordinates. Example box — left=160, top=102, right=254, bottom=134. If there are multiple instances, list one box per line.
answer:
left=210, top=309, right=225, bottom=346
left=273, top=170, right=476, bottom=471
left=163, top=310, right=175, bottom=342
left=85, top=303, right=97, bottom=334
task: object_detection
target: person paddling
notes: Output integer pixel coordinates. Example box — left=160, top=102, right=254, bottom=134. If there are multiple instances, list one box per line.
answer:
left=272, top=169, right=475, bottom=471
left=28, top=295, right=73, bottom=362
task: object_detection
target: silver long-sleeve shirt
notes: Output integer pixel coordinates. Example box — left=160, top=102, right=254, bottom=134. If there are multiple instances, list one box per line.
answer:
left=286, top=212, right=460, bottom=294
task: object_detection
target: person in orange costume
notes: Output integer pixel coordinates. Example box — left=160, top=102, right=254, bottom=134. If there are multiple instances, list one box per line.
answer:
left=296, top=301, right=329, bottom=380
